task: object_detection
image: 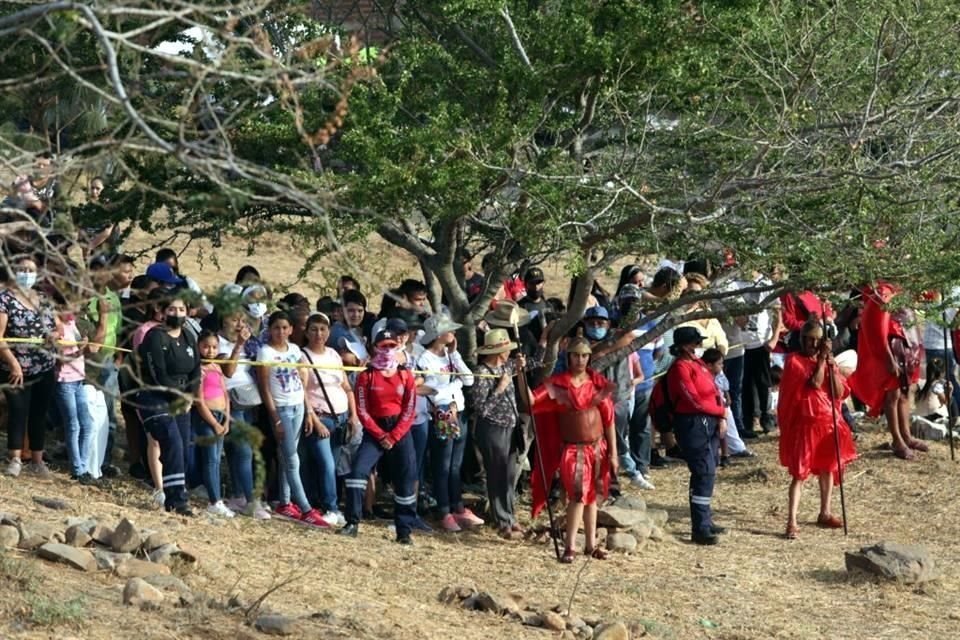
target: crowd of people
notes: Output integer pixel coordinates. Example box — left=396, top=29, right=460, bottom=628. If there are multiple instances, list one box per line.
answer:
left=0, top=166, right=954, bottom=557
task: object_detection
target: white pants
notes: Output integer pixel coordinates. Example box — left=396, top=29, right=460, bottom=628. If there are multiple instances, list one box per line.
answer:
left=724, top=406, right=748, bottom=455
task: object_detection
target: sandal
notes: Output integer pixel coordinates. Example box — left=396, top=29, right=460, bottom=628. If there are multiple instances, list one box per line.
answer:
left=893, top=445, right=917, bottom=461
left=584, top=547, right=609, bottom=560
left=817, top=513, right=843, bottom=529
left=907, top=439, right=930, bottom=453
left=560, top=548, right=576, bottom=564
left=785, top=523, right=798, bottom=540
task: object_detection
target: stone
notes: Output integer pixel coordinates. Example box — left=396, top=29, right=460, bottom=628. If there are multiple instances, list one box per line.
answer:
left=0, top=513, right=17, bottom=526
left=541, top=611, right=567, bottom=632
left=32, top=496, right=71, bottom=511
left=594, top=621, right=629, bottom=640
left=116, top=558, right=172, bottom=579
left=254, top=614, right=300, bottom=636
left=111, top=518, right=141, bottom=553
left=566, top=614, right=587, bottom=629
left=575, top=626, right=595, bottom=640
left=611, top=495, right=647, bottom=511
left=175, top=543, right=200, bottom=565
left=37, top=543, right=97, bottom=572
left=630, top=521, right=653, bottom=540
left=606, top=532, right=639, bottom=553
left=20, top=521, right=56, bottom=542
left=0, top=524, right=20, bottom=548
left=148, top=544, right=181, bottom=565
left=845, top=542, right=939, bottom=584
left=18, top=534, right=47, bottom=551
left=462, top=591, right=521, bottom=616
left=52, top=532, right=66, bottom=544
left=560, top=631, right=577, bottom=640
left=123, top=578, right=165, bottom=606
left=597, top=507, right=651, bottom=531
left=90, top=524, right=114, bottom=546
left=649, top=526, right=665, bottom=542
left=65, top=525, right=92, bottom=548
left=143, top=575, right=194, bottom=606
left=93, top=549, right=133, bottom=571
left=647, top=508, right=669, bottom=527
left=438, top=583, right=477, bottom=604
left=143, top=531, right=172, bottom=552
left=64, top=517, right=96, bottom=533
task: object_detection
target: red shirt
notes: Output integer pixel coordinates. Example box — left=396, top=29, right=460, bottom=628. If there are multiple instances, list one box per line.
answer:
left=667, top=358, right=725, bottom=418
left=355, top=368, right=417, bottom=445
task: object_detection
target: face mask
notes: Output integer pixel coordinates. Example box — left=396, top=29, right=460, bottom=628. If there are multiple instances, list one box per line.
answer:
left=371, top=346, right=399, bottom=370
left=165, top=314, right=186, bottom=329
left=585, top=326, right=607, bottom=341
left=694, top=348, right=705, bottom=358
left=246, top=302, right=267, bottom=319
left=14, top=271, right=37, bottom=290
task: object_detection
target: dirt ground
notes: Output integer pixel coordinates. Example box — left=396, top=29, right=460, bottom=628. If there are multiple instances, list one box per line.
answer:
left=1, top=425, right=959, bottom=640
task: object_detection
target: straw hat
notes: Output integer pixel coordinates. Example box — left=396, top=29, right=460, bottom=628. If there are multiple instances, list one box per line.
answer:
left=418, top=313, right=463, bottom=345
left=476, top=328, right=518, bottom=356
left=484, top=300, right=531, bottom=328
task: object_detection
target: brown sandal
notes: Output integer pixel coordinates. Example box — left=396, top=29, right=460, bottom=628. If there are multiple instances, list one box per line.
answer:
left=785, top=523, right=798, bottom=540
left=584, top=547, right=609, bottom=560
left=560, top=548, right=576, bottom=564
left=817, top=513, right=843, bottom=529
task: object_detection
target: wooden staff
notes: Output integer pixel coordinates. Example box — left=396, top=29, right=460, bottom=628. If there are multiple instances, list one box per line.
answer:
left=942, top=311, right=956, bottom=461
left=821, top=304, right=848, bottom=535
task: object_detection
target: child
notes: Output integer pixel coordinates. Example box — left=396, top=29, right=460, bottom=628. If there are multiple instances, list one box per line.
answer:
left=702, top=348, right=754, bottom=466
left=913, top=358, right=952, bottom=440
left=193, top=331, right=234, bottom=517
left=55, top=299, right=95, bottom=483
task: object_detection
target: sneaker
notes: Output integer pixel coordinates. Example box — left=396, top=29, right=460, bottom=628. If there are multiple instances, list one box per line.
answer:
left=411, top=516, right=433, bottom=533
left=207, top=500, right=236, bottom=518
left=243, top=500, right=271, bottom=520
left=441, top=514, right=462, bottom=532
left=454, top=508, right=484, bottom=527
left=101, top=464, right=120, bottom=478
left=78, top=473, right=99, bottom=486
left=692, top=531, right=719, bottom=546
left=4, top=458, right=22, bottom=477
left=732, top=449, right=757, bottom=458
left=225, top=497, right=248, bottom=512
left=397, top=532, right=413, bottom=545
left=274, top=503, right=303, bottom=520
left=173, top=503, right=195, bottom=517
left=629, top=473, right=655, bottom=490
left=300, top=509, right=331, bottom=528
left=322, top=511, right=346, bottom=527
left=24, top=461, right=51, bottom=479
left=710, top=524, right=727, bottom=535
left=338, top=523, right=359, bottom=537
left=151, top=489, right=166, bottom=508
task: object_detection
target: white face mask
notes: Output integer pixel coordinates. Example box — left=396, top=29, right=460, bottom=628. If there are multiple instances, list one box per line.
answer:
left=694, top=348, right=705, bottom=358
left=14, top=271, right=37, bottom=290
left=246, top=302, right=267, bottom=319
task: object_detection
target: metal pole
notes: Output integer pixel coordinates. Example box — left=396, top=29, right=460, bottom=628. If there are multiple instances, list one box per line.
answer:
left=822, top=305, right=849, bottom=535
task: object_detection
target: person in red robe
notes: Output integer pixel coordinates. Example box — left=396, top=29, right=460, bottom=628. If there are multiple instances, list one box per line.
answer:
left=778, top=321, right=857, bottom=539
left=531, top=338, right=617, bottom=563
left=849, top=282, right=925, bottom=460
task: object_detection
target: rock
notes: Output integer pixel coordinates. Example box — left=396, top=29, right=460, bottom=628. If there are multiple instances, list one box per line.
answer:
left=560, top=631, right=577, bottom=640
left=65, top=525, right=92, bottom=547
left=462, top=591, right=521, bottom=616
left=115, top=558, right=171, bottom=579
left=90, top=524, right=114, bottom=546
left=123, top=578, right=165, bottom=606
left=594, top=621, right=629, bottom=640
left=254, top=614, right=300, bottom=636
left=575, top=626, right=595, bottom=640
left=0, top=513, right=17, bottom=525
left=18, top=534, right=47, bottom=551
left=582, top=615, right=604, bottom=628
left=64, top=517, right=97, bottom=533
left=93, top=549, right=133, bottom=571
left=174, top=543, right=200, bottom=565
left=541, top=611, right=567, bottom=632
left=438, top=583, right=477, bottom=604
left=32, top=496, right=71, bottom=511
left=597, top=507, right=651, bottom=531
left=606, top=532, right=639, bottom=553
left=0, top=524, right=20, bottom=548
left=845, top=542, right=939, bottom=584
left=37, top=543, right=97, bottom=572
left=566, top=614, right=587, bottom=629
left=143, top=575, right=194, bottom=606
left=647, top=508, right=669, bottom=527
left=611, top=495, right=647, bottom=511
left=20, top=521, right=56, bottom=542
left=519, top=611, right=542, bottom=626
left=148, top=544, right=181, bottom=565
left=649, top=526, right=665, bottom=542
left=143, top=531, right=172, bottom=551
left=111, top=518, right=141, bottom=553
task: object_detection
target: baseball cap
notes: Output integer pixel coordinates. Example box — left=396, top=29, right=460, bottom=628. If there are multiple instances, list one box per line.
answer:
left=386, top=317, right=409, bottom=334
left=524, top=267, right=545, bottom=283
left=673, top=326, right=705, bottom=346
left=145, top=262, right=185, bottom=286
left=618, top=284, right=643, bottom=301
left=374, top=330, right=400, bottom=347
left=583, top=306, right=610, bottom=321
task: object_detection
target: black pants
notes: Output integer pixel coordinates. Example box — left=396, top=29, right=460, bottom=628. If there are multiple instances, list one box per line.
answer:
left=137, top=392, right=190, bottom=509
left=4, top=369, right=56, bottom=452
left=742, top=347, right=773, bottom=432
left=476, top=418, right=520, bottom=529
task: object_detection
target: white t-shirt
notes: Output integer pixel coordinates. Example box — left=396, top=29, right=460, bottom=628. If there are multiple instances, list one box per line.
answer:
left=416, top=348, right=473, bottom=409
left=917, top=380, right=948, bottom=418
left=257, top=343, right=305, bottom=407
left=303, top=346, right=349, bottom=415
left=218, top=335, right=257, bottom=390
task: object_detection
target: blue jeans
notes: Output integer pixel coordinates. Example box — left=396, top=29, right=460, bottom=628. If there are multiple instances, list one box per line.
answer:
left=302, top=412, right=346, bottom=513
left=193, top=410, right=226, bottom=503
left=614, top=398, right=640, bottom=477
left=629, top=389, right=653, bottom=475
left=429, top=410, right=467, bottom=516
left=723, top=355, right=745, bottom=434
left=276, top=404, right=311, bottom=512
left=98, top=360, right=119, bottom=468
left=225, top=406, right=256, bottom=502
left=56, top=381, right=94, bottom=477
left=411, top=421, right=429, bottom=488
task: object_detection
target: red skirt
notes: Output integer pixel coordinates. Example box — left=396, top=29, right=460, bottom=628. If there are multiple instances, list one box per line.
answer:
left=779, top=415, right=857, bottom=483
left=559, top=439, right=610, bottom=505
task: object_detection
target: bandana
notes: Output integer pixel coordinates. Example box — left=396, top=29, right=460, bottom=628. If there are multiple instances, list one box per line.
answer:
left=371, top=346, right=399, bottom=370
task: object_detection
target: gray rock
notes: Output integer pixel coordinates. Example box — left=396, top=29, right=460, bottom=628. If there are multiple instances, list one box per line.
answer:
left=32, top=496, right=71, bottom=511
left=611, top=495, right=647, bottom=511
left=520, top=611, right=542, bottom=626
left=845, top=542, right=939, bottom=584
left=65, top=525, right=92, bottom=547
left=93, top=549, right=133, bottom=571
left=597, top=506, right=651, bottom=530
left=566, top=614, right=587, bottom=629
left=115, top=558, right=171, bottom=579
left=143, top=575, right=194, bottom=606
left=594, top=621, right=629, bottom=640
left=123, top=578, right=165, bottom=606
left=143, top=531, right=172, bottom=551
left=37, top=543, right=97, bottom=572
left=649, top=526, right=665, bottom=542
left=575, top=626, right=595, bottom=640
left=0, top=512, right=17, bottom=525
left=606, top=532, right=639, bottom=553
left=438, top=583, right=477, bottom=604
left=559, top=631, right=577, bottom=640
left=541, top=611, right=567, bottom=632
left=90, top=524, right=114, bottom=546
left=148, top=543, right=181, bottom=565
left=63, top=517, right=97, bottom=533
left=111, top=518, right=141, bottom=553
left=18, top=534, right=47, bottom=551
left=20, top=521, right=56, bottom=542
left=0, top=524, right=20, bottom=548
left=254, top=614, right=300, bottom=636
left=461, top=591, right=521, bottom=616
left=647, top=508, right=669, bottom=527
left=630, top=521, right=653, bottom=540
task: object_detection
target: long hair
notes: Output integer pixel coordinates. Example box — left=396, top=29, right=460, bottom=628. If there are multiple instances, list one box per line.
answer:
left=917, top=357, right=946, bottom=401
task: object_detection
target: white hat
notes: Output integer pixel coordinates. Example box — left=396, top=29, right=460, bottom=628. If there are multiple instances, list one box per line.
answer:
left=418, top=313, right=462, bottom=345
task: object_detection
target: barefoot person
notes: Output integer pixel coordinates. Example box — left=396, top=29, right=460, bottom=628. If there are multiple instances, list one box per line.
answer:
left=778, top=321, right=857, bottom=539
left=531, top=338, right=617, bottom=563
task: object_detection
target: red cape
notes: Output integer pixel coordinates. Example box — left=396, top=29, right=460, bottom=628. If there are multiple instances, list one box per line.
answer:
left=530, top=369, right=614, bottom=518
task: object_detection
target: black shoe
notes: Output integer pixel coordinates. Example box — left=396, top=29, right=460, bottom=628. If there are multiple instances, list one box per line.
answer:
left=740, top=430, right=759, bottom=440
left=128, top=462, right=148, bottom=481
left=101, top=464, right=120, bottom=478
left=338, top=523, right=359, bottom=537
left=396, top=533, right=413, bottom=545
left=372, top=505, right=393, bottom=520
left=732, top=449, right=757, bottom=458
left=649, top=451, right=668, bottom=468
left=692, top=532, right=719, bottom=546
left=78, top=473, right=98, bottom=486
left=710, top=525, right=727, bottom=535
left=411, top=517, right=433, bottom=532
left=665, top=445, right=683, bottom=458
left=719, top=456, right=730, bottom=468
left=173, top=503, right=194, bottom=517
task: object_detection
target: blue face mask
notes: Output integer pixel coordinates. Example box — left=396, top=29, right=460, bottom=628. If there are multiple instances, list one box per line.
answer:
left=14, top=271, right=37, bottom=290
left=585, top=325, right=607, bottom=341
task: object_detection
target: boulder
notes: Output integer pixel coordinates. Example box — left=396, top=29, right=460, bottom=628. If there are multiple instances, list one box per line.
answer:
left=90, top=524, right=114, bottom=546
left=254, top=614, right=300, bottom=636
left=37, top=543, right=97, bottom=572
left=123, top=578, right=165, bottom=606
left=594, top=621, right=630, bottom=640
left=845, top=542, right=939, bottom=584
left=0, top=524, right=20, bottom=548
left=540, top=611, right=567, bottom=632
left=93, top=549, right=133, bottom=571
left=20, top=521, right=56, bottom=542
left=111, top=518, right=142, bottom=553
left=606, top=532, right=639, bottom=553
left=143, top=531, right=172, bottom=552
left=611, top=495, right=647, bottom=511
left=63, top=517, right=97, bottom=533
left=148, top=544, right=181, bottom=565
left=18, top=534, right=48, bottom=551
left=65, top=525, right=92, bottom=548
left=143, top=575, right=195, bottom=607
left=630, top=521, right=653, bottom=540
left=597, top=507, right=651, bottom=531
left=646, top=508, right=669, bottom=527
left=519, top=611, right=542, bottom=626
left=115, top=558, right=171, bottom=579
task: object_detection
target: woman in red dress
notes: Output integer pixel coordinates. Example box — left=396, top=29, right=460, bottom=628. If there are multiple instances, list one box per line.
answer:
left=778, top=321, right=857, bottom=539
left=531, top=338, right=618, bottom=563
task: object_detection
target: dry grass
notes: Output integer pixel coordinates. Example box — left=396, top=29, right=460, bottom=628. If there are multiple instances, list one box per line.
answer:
left=2, top=423, right=960, bottom=639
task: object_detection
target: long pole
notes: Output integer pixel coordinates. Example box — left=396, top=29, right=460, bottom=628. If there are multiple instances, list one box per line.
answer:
left=942, top=311, right=956, bottom=461
left=822, top=305, right=849, bottom=535
left=514, top=322, right=562, bottom=561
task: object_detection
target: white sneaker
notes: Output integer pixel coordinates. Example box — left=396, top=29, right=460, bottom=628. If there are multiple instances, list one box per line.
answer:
left=151, top=489, right=166, bottom=508
left=322, top=511, right=346, bottom=526
left=630, top=473, right=656, bottom=490
left=207, top=500, right=236, bottom=518
left=225, top=497, right=247, bottom=512
left=5, top=458, right=22, bottom=477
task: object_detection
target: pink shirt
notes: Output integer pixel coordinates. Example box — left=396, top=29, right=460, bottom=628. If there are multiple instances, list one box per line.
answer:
left=303, top=346, right=349, bottom=415
left=133, top=320, right=160, bottom=350
left=58, top=319, right=85, bottom=383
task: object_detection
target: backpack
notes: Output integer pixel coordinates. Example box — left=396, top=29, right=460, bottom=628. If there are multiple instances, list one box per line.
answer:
left=648, top=369, right=674, bottom=433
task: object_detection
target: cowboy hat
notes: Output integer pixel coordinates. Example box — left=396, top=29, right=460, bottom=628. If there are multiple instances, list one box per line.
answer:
left=476, top=328, right=518, bottom=355
left=418, top=313, right=462, bottom=345
left=484, top=300, right=531, bottom=328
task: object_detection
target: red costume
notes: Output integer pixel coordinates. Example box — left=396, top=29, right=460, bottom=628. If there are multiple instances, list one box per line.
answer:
left=849, top=282, right=922, bottom=416
left=530, top=369, right=614, bottom=518
left=778, top=353, right=857, bottom=483
left=781, top=291, right=834, bottom=333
